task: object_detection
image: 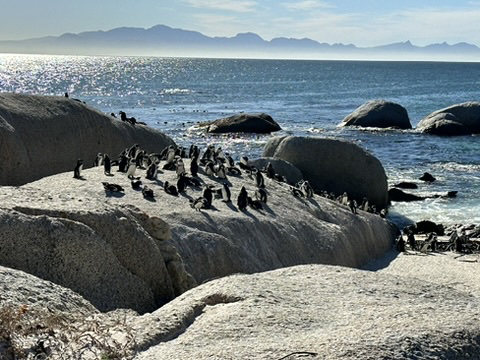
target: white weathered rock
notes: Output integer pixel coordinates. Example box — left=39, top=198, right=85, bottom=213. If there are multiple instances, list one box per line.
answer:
left=131, top=252, right=480, bottom=359
left=0, top=93, right=175, bottom=185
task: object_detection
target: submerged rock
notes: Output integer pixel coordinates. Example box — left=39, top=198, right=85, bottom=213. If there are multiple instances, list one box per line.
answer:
left=388, top=188, right=425, bottom=202
left=339, top=100, right=411, bottom=129
left=198, top=113, right=281, bottom=134
left=263, top=136, right=389, bottom=210
left=417, top=102, right=480, bottom=135
left=0, top=93, right=175, bottom=186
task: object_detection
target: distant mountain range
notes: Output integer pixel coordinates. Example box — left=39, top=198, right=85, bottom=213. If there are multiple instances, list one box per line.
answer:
left=1, top=24, right=479, bottom=61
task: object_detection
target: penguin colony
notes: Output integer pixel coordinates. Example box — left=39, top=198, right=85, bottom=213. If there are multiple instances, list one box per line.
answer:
left=77, top=143, right=383, bottom=215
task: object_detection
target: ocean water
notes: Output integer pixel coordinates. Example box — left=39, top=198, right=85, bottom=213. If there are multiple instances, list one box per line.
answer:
left=1, top=54, right=479, bottom=227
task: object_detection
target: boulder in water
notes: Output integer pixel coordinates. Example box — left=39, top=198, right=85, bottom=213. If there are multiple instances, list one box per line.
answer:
left=419, top=172, right=436, bottom=182
left=393, top=181, right=418, bottom=189
left=417, top=102, right=480, bottom=135
left=388, top=188, right=425, bottom=202
left=263, top=136, right=389, bottom=209
left=199, top=113, right=281, bottom=134
left=339, top=100, right=411, bottom=129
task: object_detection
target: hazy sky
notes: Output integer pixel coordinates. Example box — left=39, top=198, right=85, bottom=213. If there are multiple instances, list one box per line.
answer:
left=2, top=0, right=480, bottom=46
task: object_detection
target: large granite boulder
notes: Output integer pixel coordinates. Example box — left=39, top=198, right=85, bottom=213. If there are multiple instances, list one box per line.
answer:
left=417, top=102, right=480, bottom=135
left=339, top=100, right=411, bottom=129
left=199, top=113, right=281, bottom=133
left=263, top=136, right=389, bottom=210
left=0, top=93, right=175, bottom=185
left=0, top=205, right=195, bottom=314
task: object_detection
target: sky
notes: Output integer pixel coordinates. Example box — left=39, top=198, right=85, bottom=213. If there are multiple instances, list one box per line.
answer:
left=1, top=0, right=480, bottom=46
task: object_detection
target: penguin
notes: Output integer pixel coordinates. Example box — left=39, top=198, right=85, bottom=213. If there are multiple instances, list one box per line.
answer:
left=126, top=159, right=137, bottom=179
left=225, top=153, right=235, bottom=168
left=176, top=158, right=186, bottom=178
left=190, top=156, right=199, bottom=177
left=291, top=186, right=304, bottom=198
left=142, top=185, right=155, bottom=199
left=215, top=164, right=227, bottom=179
left=202, top=187, right=213, bottom=209
left=146, top=162, right=158, bottom=180
left=255, top=188, right=267, bottom=203
left=127, top=144, right=139, bottom=159
left=102, top=182, right=124, bottom=192
left=348, top=199, right=357, bottom=214
left=238, top=156, right=250, bottom=171
left=103, top=154, right=111, bottom=175
left=205, top=161, right=215, bottom=177
left=165, top=145, right=176, bottom=164
left=237, top=186, right=248, bottom=211
left=300, top=180, right=314, bottom=198
left=177, top=173, right=187, bottom=193
left=341, top=192, right=349, bottom=206
left=227, top=166, right=241, bottom=176
left=118, top=155, right=128, bottom=173
left=247, top=196, right=263, bottom=211
left=131, top=179, right=142, bottom=190
left=185, top=176, right=201, bottom=188
left=215, top=147, right=225, bottom=162
left=201, top=145, right=214, bottom=164
left=221, top=182, right=231, bottom=202
left=190, top=197, right=206, bottom=211
left=93, top=153, right=104, bottom=167
left=73, top=159, right=83, bottom=179
left=253, top=168, right=265, bottom=188
left=266, top=162, right=275, bottom=179
left=164, top=181, right=178, bottom=196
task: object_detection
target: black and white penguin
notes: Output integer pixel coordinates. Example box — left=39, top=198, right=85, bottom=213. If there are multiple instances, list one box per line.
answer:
left=177, top=173, right=187, bottom=193
left=225, top=153, right=235, bottom=168
left=291, top=186, right=304, bottom=198
left=131, top=179, right=142, bottom=190
left=93, top=153, right=104, bottom=166
left=142, top=185, right=155, bottom=199
left=102, top=182, right=124, bottom=192
left=300, top=180, right=314, bottom=198
left=118, top=155, right=128, bottom=173
left=253, top=168, right=265, bottom=188
left=185, top=176, right=201, bottom=188
left=227, top=166, right=241, bottom=176
left=266, top=162, right=275, bottom=179
left=237, top=186, right=248, bottom=211
left=127, top=144, right=139, bottom=159
left=215, top=164, right=227, bottom=179
left=215, top=147, right=225, bottom=162
left=73, top=159, right=83, bottom=179
left=164, top=181, right=178, bottom=196
left=190, top=156, right=199, bottom=177
left=190, top=196, right=207, bottom=211
left=103, top=154, right=111, bottom=175
left=255, top=188, right=267, bottom=203
left=202, top=187, right=213, bottom=209
left=238, top=156, right=250, bottom=171
left=205, top=161, right=215, bottom=177
left=146, top=162, right=158, bottom=180
left=221, top=182, right=231, bottom=202
left=165, top=145, right=176, bottom=164
left=126, top=159, right=137, bottom=179
left=348, top=199, right=357, bottom=214
left=176, top=158, right=186, bottom=178
left=247, top=196, right=263, bottom=211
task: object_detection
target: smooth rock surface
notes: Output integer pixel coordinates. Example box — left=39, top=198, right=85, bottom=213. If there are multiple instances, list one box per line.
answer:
left=198, top=113, right=281, bottom=133
left=0, top=93, right=175, bottom=185
left=339, top=100, right=411, bottom=129
left=131, top=252, right=480, bottom=359
left=263, top=136, right=389, bottom=209
left=417, top=102, right=480, bottom=135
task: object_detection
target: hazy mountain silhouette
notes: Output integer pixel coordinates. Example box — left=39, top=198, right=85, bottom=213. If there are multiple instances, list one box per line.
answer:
left=1, top=24, right=479, bottom=61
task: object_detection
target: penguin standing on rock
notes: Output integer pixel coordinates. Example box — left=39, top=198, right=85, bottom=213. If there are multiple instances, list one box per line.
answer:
left=146, top=162, right=158, bottom=180
left=202, top=187, right=213, bottom=209
left=103, top=154, right=111, bottom=175
left=190, top=156, right=199, bottom=177
left=266, top=162, right=275, bottom=179
left=221, top=182, right=231, bottom=202
left=142, top=185, right=155, bottom=199
left=237, top=186, right=248, bottom=211
left=164, top=181, right=179, bottom=196
left=253, top=168, right=265, bottom=188
left=126, top=159, right=137, bottom=179
left=74, top=159, right=83, bottom=179
left=255, top=188, right=267, bottom=203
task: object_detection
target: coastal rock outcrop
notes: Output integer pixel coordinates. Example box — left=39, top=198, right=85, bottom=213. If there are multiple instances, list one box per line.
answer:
left=339, top=100, right=412, bottom=129
left=0, top=93, right=175, bottom=186
left=0, top=206, right=195, bottom=314
left=417, top=102, right=480, bottom=135
left=263, top=136, right=389, bottom=210
left=131, top=256, right=480, bottom=359
left=198, top=113, right=281, bottom=133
